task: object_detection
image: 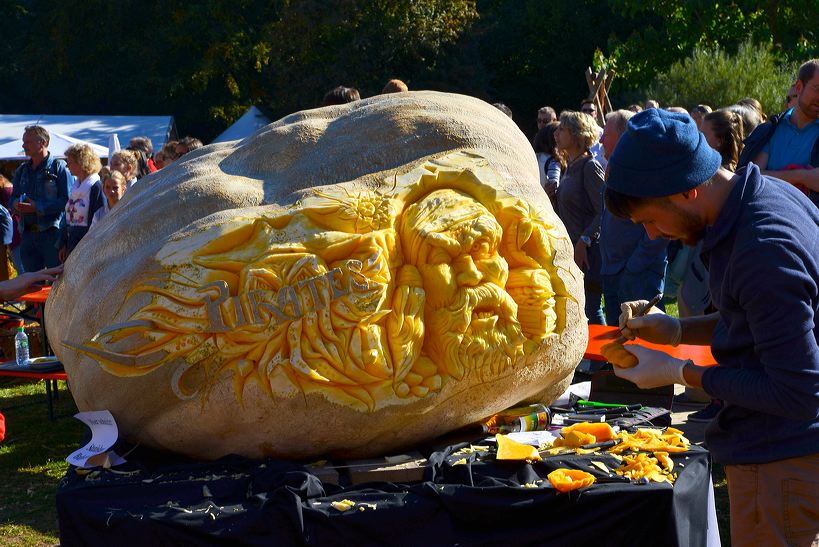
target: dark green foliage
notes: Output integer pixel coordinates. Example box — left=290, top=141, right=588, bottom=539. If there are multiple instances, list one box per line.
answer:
left=0, top=1, right=816, bottom=141
left=649, top=39, right=798, bottom=116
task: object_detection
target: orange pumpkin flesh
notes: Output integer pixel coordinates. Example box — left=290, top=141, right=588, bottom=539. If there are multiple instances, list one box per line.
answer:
left=562, top=422, right=617, bottom=443
left=548, top=468, right=596, bottom=492
left=600, top=341, right=639, bottom=368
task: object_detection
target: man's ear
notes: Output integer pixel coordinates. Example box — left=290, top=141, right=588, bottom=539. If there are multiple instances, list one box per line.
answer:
left=680, top=188, right=699, bottom=201
left=795, top=79, right=804, bottom=96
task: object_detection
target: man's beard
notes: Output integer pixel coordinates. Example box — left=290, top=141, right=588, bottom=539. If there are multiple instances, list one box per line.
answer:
left=425, top=283, right=525, bottom=381
left=665, top=201, right=707, bottom=245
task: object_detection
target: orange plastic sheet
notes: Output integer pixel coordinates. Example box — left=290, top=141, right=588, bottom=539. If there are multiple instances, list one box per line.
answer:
left=585, top=324, right=717, bottom=367
left=18, top=285, right=51, bottom=304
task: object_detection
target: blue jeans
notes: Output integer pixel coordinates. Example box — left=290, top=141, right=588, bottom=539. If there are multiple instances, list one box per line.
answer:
left=602, top=268, right=666, bottom=327
left=585, top=281, right=605, bottom=325
left=20, top=228, right=61, bottom=272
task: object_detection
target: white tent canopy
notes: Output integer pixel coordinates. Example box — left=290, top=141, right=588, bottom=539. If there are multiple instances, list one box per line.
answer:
left=0, top=114, right=176, bottom=160
left=211, top=106, right=271, bottom=143
left=0, top=132, right=108, bottom=161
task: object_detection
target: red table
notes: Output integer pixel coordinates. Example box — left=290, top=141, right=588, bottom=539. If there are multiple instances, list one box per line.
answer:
left=17, top=285, right=51, bottom=304
left=16, top=284, right=52, bottom=355
left=585, top=324, right=717, bottom=367
left=2, top=285, right=60, bottom=419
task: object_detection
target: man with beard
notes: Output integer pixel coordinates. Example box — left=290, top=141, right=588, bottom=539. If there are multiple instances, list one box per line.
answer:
left=740, top=58, right=819, bottom=208
left=605, top=108, right=819, bottom=546
left=400, top=188, right=525, bottom=381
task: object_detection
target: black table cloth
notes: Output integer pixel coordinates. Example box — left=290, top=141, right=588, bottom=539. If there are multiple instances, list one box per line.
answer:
left=57, top=441, right=711, bottom=546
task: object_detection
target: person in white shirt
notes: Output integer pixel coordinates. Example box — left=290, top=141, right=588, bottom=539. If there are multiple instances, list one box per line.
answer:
left=91, top=170, right=128, bottom=228
left=60, top=144, right=104, bottom=261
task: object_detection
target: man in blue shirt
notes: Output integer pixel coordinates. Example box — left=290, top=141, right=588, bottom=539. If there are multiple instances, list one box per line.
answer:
left=11, top=126, right=71, bottom=271
left=605, top=109, right=819, bottom=546
left=740, top=58, right=819, bottom=207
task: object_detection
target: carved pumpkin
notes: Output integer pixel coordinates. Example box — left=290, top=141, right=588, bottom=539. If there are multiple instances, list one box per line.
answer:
left=46, top=91, right=586, bottom=459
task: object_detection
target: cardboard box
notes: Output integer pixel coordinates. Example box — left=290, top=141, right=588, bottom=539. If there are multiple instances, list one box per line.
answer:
left=306, top=452, right=427, bottom=486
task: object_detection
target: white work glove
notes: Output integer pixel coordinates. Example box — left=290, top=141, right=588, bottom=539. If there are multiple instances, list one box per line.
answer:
left=614, top=346, right=689, bottom=389
left=619, top=300, right=682, bottom=346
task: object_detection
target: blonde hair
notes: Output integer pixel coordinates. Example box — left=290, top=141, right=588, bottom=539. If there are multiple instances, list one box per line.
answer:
left=65, top=143, right=102, bottom=176
left=559, top=111, right=599, bottom=151
left=102, top=169, right=127, bottom=187
left=704, top=110, right=744, bottom=171
left=112, top=149, right=139, bottom=177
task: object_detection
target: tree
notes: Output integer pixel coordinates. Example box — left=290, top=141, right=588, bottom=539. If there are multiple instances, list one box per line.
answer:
left=0, top=0, right=477, bottom=140
left=606, top=0, right=818, bottom=91
left=648, top=39, right=797, bottom=115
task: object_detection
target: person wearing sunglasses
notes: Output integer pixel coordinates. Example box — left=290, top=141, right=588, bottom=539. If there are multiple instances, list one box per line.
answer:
left=580, top=99, right=607, bottom=170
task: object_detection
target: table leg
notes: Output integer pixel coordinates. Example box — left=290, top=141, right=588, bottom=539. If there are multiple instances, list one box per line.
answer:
left=38, top=303, right=49, bottom=355
left=45, top=379, right=54, bottom=421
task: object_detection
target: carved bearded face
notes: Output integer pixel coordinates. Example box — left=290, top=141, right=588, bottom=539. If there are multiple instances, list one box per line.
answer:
left=401, top=189, right=524, bottom=381
left=71, top=153, right=564, bottom=412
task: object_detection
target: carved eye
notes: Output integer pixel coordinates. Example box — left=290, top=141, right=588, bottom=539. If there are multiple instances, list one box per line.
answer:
left=471, top=238, right=493, bottom=258
left=428, top=246, right=451, bottom=265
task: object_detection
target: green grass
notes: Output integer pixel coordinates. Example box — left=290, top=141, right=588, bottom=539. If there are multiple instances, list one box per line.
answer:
left=0, top=379, right=82, bottom=546
left=712, top=462, right=731, bottom=545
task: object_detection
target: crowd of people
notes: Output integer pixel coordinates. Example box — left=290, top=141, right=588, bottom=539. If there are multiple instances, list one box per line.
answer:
left=538, top=58, right=818, bottom=547
left=0, top=130, right=203, bottom=273
left=528, top=61, right=818, bottom=346
left=0, top=62, right=818, bottom=545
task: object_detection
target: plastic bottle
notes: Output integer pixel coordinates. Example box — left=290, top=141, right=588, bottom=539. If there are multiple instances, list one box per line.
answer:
left=481, top=404, right=551, bottom=434
left=15, top=326, right=29, bottom=366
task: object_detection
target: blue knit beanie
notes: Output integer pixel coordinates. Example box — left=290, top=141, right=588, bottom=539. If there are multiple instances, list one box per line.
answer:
left=607, top=109, right=722, bottom=197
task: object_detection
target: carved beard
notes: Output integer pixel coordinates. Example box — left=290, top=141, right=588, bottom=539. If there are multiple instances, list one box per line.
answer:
left=425, top=282, right=525, bottom=381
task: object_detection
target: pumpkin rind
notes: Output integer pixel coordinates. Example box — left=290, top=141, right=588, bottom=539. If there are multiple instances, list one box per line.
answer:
left=47, top=92, right=587, bottom=459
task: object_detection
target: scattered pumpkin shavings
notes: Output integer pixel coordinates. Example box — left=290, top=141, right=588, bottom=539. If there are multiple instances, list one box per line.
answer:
left=615, top=453, right=675, bottom=484
left=589, top=460, right=611, bottom=474
left=609, top=427, right=690, bottom=454
left=331, top=499, right=356, bottom=512
left=452, top=445, right=490, bottom=457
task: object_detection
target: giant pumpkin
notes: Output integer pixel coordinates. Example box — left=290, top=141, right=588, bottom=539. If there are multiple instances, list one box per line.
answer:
left=46, top=92, right=586, bottom=459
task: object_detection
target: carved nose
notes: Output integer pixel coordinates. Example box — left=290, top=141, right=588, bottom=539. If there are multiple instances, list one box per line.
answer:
left=456, top=256, right=483, bottom=286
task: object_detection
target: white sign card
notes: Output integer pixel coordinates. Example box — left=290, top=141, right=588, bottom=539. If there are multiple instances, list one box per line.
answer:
left=66, top=410, right=126, bottom=468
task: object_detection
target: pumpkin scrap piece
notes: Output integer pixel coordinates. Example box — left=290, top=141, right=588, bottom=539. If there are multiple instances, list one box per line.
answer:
left=452, top=445, right=490, bottom=457
left=654, top=451, right=674, bottom=472
left=548, top=468, right=596, bottom=492
left=600, top=341, right=638, bottom=368
left=331, top=499, right=357, bottom=512
left=589, top=460, right=611, bottom=474
left=561, top=422, right=617, bottom=443
left=553, top=429, right=596, bottom=448
left=540, top=447, right=576, bottom=457
left=496, top=434, right=542, bottom=461
left=575, top=447, right=600, bottom=455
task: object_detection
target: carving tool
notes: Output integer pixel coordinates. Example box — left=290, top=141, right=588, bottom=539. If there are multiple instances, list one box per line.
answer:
left=615, top=293, right=663, bottom=344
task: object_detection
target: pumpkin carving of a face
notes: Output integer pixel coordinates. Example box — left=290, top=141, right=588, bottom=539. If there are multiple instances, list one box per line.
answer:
left=47, top=93, right=586, bottom=459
